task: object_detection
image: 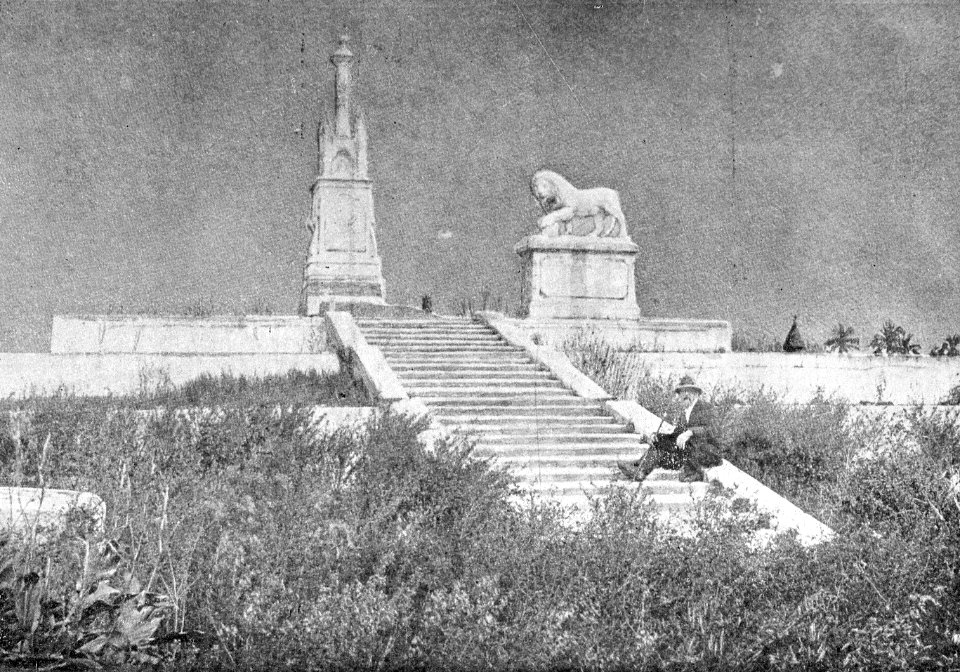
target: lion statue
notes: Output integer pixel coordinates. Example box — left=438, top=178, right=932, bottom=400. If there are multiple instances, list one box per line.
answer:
left=530, top=169, right=628, bottom=238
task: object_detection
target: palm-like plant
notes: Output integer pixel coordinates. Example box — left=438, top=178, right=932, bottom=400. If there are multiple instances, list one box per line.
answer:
left=824, top=323, right=859, bottom=353
left=870, top=320, right=921, bottom=355
left=946, top=334, right=960, bottom=357
left=931, top=334, right=960, bottom=357
left=870, top=321, right=901, bottom=355
left=900, top=332, right=922, bottom=355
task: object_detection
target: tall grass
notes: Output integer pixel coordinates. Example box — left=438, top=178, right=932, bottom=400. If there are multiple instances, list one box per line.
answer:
left=0, top=369, right=369, bottom=414
left=2, top=364, right=960, bottom=669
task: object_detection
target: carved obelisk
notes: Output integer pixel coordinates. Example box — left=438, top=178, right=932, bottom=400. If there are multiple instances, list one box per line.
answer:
left=300, top=35, right=386, bottom=315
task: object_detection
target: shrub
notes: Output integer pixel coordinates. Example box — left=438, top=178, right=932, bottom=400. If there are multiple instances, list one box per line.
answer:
left=718, top=391, right=853, bottom=501
left=561, top=329, right=648, bottom=401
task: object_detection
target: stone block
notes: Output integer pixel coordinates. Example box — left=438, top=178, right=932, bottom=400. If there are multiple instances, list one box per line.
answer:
left=515, top=235, right=642, bottom=320
left=520, top=317, right=732, bottom=353
left=0, top=487, right=105, bottom=539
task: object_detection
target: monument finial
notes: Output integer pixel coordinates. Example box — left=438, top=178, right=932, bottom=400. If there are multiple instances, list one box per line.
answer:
left=331, top=33, right=354, bottom=138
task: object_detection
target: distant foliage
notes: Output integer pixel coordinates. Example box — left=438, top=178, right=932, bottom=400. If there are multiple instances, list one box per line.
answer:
left=870, top=320, right=922, bottom=355
left=731, top=330, right=782, bottom=352
left=825, top=323, right=860, bottom=353
left=930, top=334, right=960, bottom=358
left=453, top=288, right=508, bottom=316
left=242, top=296, right=276, bottom=316
left=182, top=297, right=217, bottom=318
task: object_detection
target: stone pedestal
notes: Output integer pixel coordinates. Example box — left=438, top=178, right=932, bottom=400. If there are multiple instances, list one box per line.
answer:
left=300, top=178, right=386, bottom=315
left=515, top=235, right=642, bottom=320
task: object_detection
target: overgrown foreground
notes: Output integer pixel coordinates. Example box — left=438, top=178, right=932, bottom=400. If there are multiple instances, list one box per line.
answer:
left=1, top=390, right=960, bottom=670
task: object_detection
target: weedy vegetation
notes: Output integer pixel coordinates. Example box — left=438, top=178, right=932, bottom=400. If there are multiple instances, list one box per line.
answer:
left=2, top=357, right=960, bottom=670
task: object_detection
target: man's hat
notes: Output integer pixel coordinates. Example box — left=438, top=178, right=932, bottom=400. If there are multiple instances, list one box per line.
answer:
left=674, top=375, right=702, bottom=395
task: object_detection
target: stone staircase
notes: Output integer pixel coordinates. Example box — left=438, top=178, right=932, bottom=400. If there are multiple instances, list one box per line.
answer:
left=357, top=316, right=708, bottom=515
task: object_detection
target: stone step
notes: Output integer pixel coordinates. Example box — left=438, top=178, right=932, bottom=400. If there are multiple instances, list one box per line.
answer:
left=391, top=363, right=544, bottom=375
left=477, top=432, right=641, bottom=445
left=379, top=344, right=520, bottom=353
left=426, top=399, right=603, bottom=410
left=476, top=448, right=638, bottom=462
left=439, top=414, right=616, bottom=425
left=368, top=337, right=506, bottom=348
left=383, top=349, right=527, bottom=358
left=410, top=386, right=579, bottom=397
left=403, top=379, right=565, bottom=391
left=360, top=323, right=492, bottom=331
left=356, top=319, right=477, bottom=327
left=447, top=423, right=627, bottom=435
left=391, top=367, right=557, bottom=383
left=494, top=464, right=620, bottom=485
left=496, top=459, right=622, bottom=473
left=387, top=357, right=535, bottom=368
left=364, top=331, right=501, bottom=341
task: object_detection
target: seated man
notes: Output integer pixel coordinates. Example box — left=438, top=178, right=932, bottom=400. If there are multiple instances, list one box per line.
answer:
left=617, top=375, right=722, bottom=483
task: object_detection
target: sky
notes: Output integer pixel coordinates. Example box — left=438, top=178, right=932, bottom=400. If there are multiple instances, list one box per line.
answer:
left=2, top=0, right=959, bottom=351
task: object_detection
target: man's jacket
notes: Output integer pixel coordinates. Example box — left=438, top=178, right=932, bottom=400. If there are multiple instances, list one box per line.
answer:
left=672, top=400, right=722, bottom=457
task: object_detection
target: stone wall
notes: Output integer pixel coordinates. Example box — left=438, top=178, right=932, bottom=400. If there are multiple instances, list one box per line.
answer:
left=622, top=352, right=960, bottom=404
left=502, top=316, right=732, bottom=353
left=50, top=315, right=328, bottom=354
left=0, top=353, right=339, bottom=398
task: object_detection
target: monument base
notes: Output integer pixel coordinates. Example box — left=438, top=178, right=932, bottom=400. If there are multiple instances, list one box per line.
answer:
left=299, top=258, right=386, bottom=316
left=502, top=316, right=732, bottom=353
left=515, top=235, right=642, bottom=320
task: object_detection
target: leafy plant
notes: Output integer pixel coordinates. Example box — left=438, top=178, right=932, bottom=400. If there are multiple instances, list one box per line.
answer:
left=930, top=334, right=960, bottom=357
left=825, top=323, right=860, bottom=353
left=0, top=528, right=182, bottom=668
left=870, top=320, right=921, bottom=355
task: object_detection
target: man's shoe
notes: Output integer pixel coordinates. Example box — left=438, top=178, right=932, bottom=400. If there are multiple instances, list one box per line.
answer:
left=617, top=460, right=647, bottom=483
left=678, top=465, right=705, bottom=483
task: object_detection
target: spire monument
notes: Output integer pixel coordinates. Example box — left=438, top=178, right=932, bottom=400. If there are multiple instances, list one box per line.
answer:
left=300, top=34, right=386, bottom=315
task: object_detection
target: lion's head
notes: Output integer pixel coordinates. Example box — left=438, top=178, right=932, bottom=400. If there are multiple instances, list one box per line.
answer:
left=531, top=170, right=562, bottom=213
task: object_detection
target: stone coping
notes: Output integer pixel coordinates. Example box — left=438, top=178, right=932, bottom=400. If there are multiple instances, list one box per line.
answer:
left=54, top=314, right=312, bottom=323
left=521, top=316, right=732, bottom=331
left=325, top=311, right=407, bottom=402
left=514, top=234, right=639, bottom=254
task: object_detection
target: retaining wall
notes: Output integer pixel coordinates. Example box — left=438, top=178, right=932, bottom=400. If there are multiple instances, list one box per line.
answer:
left=0, top=353, right=339, bottom=398
left=624, top=352, right=960, bottom=404
left=50, top=315, right=328, bottom=353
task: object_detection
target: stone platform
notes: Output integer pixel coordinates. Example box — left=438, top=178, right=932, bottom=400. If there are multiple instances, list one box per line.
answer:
left=50, top=307, right=431, bottom=354
left=51, top=315, right=328, bottom=353
left=506, top=316, right=732, bottom=353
